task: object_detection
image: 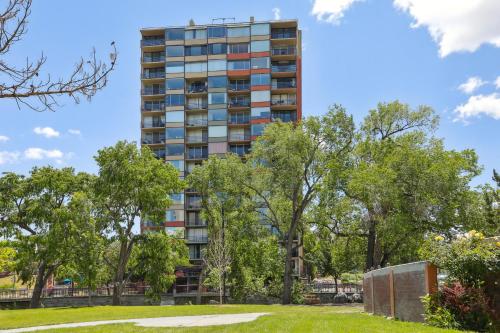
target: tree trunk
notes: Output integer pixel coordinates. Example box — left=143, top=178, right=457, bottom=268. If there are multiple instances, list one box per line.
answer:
left=112, top=240, right=130, bottom=305
left=282, top=232, right=295, bottom=304
left=196, top=266, right=206, bottom=305
left=365, top=220, right=376, bottom=271
left=219, top=276, right=223, bottom=304
left=334, top=277, right=338, bottom=293
left=30, top=262, right=48, bottom=309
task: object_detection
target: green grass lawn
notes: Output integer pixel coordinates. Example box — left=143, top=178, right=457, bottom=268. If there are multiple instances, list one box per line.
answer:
left=0, top=304, right=463, bottom=333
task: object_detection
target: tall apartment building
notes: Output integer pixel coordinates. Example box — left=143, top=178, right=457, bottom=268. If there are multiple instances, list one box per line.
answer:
left=140, top=18, right=302, bottom=292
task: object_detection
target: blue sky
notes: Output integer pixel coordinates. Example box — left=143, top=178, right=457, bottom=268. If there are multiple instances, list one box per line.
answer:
left=0, top=0, right=498, bottom=185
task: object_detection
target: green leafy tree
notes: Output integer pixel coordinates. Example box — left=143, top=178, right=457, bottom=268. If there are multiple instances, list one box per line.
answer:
left=247, top=107, right=355, bottom=304
left=133, top=231, right=188, bottom=303
left=0, top=241, right=16, bottom=273
left=336, top=101, right=480, bottom=270
left=93, top=141, right=183, bottom=305
left=0, top=167, right=92, bottom=308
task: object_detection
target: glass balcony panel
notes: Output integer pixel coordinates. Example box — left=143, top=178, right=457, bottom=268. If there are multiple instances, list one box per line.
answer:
left=271, top=46, right=296, bottom=56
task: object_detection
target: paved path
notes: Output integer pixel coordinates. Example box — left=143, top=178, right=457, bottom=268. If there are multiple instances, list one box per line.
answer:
left=0, top=313, right=269, bottom=333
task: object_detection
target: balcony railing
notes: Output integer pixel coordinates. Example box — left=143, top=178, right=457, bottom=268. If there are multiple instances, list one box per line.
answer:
left=142, top=55, right=166, bottom=63
left=142, top=121, right=165, bottom=128
left=187, top=85, right=207, bottom=93
left=186, top=119, right=208, bottom=126
left=186, top=102, right=208, bottom=110
left=272, top=114, right=297, bottom=122
left=271, top=64, right=296, bottom=73
left=228, top=83, right=250, bottom=91
left=229, top=146, right=251, bottom=156
left=142, top=88, right=165, bottom=95
left=142, top=72, right=165, bottom=79
left=186, top=135, right=208, bottom=143
left=272, top=46, right=296, bottom=56
left=272, top=81, right=296, bottom=89
left=142, top=137, right=165, bottom=145
left=228, top=116, right=250, bottom=124
left=228, top=100, right=250, bottom=108
left=186, top=236, right=208, bottom=243
left=229, top=134, right=251, bottom=141
left=142, top=39, right=165, bottom=47
left=271, top=31, right=297, bottom=39
left=187, top=151, right=208, bottom=159
left=271, top=98, right=297, bottom=106
left=142, top=103, right=165, bottom=112
left=153, top=151, right=166, bottom=159
left=186, top=219, right=207, bottom=227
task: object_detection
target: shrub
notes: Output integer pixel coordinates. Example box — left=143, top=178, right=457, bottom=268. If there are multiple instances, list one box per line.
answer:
left=422, top=293, right=459, bottom=330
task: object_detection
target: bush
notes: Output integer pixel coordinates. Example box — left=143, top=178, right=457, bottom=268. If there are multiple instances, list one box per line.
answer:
left=422, top=293, right=459, bottom=330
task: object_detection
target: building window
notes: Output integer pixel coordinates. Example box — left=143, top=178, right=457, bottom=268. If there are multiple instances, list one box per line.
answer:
left=227, top=26, right=250, bottom=37
left=185, top=62, right=207, bottom=73
left=143, top=51, right=165, bottom=62
left=208, top=59, right=226, bottom=71
left=168, top=160, right=184, bottom=172
left=166, top=28, right=184, bottom=41
left=144, top=100, right=165, bottom=111
left=166, top=209, right=184, bottom=222
left=228, top=60, right=250, bottom=70
left=166, top=46, right=184, bottom=57
left=185, top=29, right=207, bottom=40
left=208, top=125, right=227, bottom=138
left=166, top=61, right=184, bottom=74
left=166, top=127, right=184, bottom=140
left=208, top=26, right=226, bottom=38
left=185, top=45, right=207, bottom=56
left=251, top=123, right=267, bottom=136
left=166, top=78, right=184, bottom=90
left=169, top=193, right=184, bottom=205
left=166, top=144, right=184, bottom=156
left=208, top=43, right=227, bottom=55
left=208, top=92, right=227, bottom=105
left=251, top=90, right=270, bottom=102
left=166, top=111, right=184, bottom=123
left=251, top=23, right=270, bottom=36
left=251, top=40, right=270, bottom=52
left=251, top=73, right=271, bottom=86
left=228, top=43, right=249, bottom=54
left=251, top=107, right=270, bottom=120
left=208, top=76, right=227, bottom=89
left=208, top=109, right=227, bottom=121
left=165, top=94, right=184, bottom=106
left=251, top=57, right=270, bottom=69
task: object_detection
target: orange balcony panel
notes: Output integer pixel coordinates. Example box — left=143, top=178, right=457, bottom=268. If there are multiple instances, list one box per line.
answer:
left=228, top=53, right=250, bottom=60
left=251, top=85, right=270, bottom=91
left=250, top=135, right=260, bottom=141
left=251, top=101, right=270, bottom=108
left=166, top=221, right=184, bottom=227
left=251, top=51, right=270, bottom=58
left=251, top=68, right=271, bottom=74
left=228, top=69, right=251, bottom=77
left=251, top=118, right=271, bottom=124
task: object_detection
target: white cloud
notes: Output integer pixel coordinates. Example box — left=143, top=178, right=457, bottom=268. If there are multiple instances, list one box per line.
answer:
left=394, top=0, right=500, bottom=57
left=272, top=7, right=281, bottom=20
left=34, top=126, right=60, bottom=138
left=495, top=76, right=500, bottom=89
left=0, top=151, right=20, bottom=165
left=68, top=129, right=81, bottom=136
left=454, top=93, right=500, bottom=121
left=0, top=135, right=9, bottom=142
left=311, top=0, right=361, bottom=24
left=458, top=76, right=486, bottom=94
left=24, top=148, right=64, bottom=160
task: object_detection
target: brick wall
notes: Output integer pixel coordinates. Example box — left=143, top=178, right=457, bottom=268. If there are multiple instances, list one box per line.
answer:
left=363, top=261, right=437, bottom=322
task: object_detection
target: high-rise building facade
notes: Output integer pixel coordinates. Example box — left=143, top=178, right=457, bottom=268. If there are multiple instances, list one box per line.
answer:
left=140, top=18, right=302, bottom=291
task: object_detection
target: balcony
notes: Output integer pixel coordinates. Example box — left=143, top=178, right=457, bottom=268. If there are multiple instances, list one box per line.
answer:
left=142, top=87, right=165, bottom=96
left=186, top=135, right=208, bottom=144
left=141, top=38, right=164, bottom=47
left=271, top=64, right=296, bottom=73
left=142, top=137, right=165, bottom=145
left=272, top=46, right=296, bottom=56
left=186, top=119, right=208, bottom=127
left=272, top=81, right=296, bottom=89
left=187, top=150, right=208, bottom=160
left=186, top=236, right=208, bottom=243
left=186, top=197, right=202, bottom=209
left=142, top=121, right=165, bottom=128
left=272, top=113, right=297, bottom=122
left=228, top=99, right=250, bottom=108
left=186, top=84, right=207, bottom=94
left=229, top=134, right=251, bottom=141
left=229, top=145, right=251, bottom=156
left=142, top=104, right=165, bottom=112
left=271, top=30, right=297, bottom=39
left=271, top=98, right=296, bottom=106
left=228, top=115, right=250, bottom=125
left=228, top=82, right=250, bottom=91
left=152, top=150, right=166, bottom=159
left=142, top=55, right=166, bottom=63
left=142, top=72, right=165, bottom=79
left=186, top=219, right=207, bottom=227
left=186, top=102, right=208, bottom=110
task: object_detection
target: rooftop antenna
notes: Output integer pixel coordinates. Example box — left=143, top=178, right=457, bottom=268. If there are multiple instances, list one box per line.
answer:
left=212, top=17, right=236, bottom=24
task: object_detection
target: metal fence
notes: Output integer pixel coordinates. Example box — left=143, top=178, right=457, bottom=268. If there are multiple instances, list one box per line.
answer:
left=304, top=283, right=363, bottom=294
left=0, top=286, right=150, bottom=300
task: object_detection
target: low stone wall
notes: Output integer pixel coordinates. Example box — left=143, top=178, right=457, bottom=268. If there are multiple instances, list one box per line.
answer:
left=363, top=261, right=437, bottom=322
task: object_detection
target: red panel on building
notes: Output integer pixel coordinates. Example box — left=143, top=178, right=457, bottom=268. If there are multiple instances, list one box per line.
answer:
left=251, top=51, right=270, bottom=58
left=227, top=69, right=251, bottom=77
left=251, top=101, right=270, bottom=107
left=227, top=53, right=250, bottom=60
left=251, top=118, right=271, bottom=124
left=251, top=68, right=271, bottom=74
left=297, top=55, right=302, bottom=120
left=251, top=85, right=270, bottom=91
left=165, top=221, right=184, bottom=227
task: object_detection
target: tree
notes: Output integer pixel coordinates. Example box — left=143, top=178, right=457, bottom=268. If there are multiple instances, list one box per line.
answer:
left=0, top=167, right=92, bottom=308
left=337, top=101, right=480, bottom=270
left=133, top=231, right=188, bottom=303
left=247, top=107, right=355, bottom=304
left=93, top=141, right=183, bottom=305
left=0, top=0, right=116, bottom=111
left=0, top=240, right=15, bottom=273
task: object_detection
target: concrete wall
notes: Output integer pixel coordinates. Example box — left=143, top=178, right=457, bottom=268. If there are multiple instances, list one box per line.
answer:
left=363, top=261, right=437, bottom=322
